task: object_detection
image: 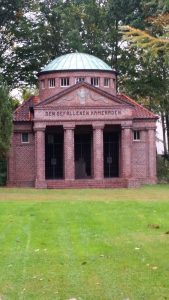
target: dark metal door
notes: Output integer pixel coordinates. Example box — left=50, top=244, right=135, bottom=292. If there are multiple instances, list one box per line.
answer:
left=45, top=133, right=63, bottom=179
left=75, top=133, right=91, bottom=179
left=104, top=132, right=119, bottom=178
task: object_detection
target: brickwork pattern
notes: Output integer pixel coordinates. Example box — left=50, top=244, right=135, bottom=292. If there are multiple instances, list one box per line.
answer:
left=8, top=124, right=157, bottom=188
left=132, top=130, right=149, bottom=179
left=7, top=130, right=35, bottom=187
left=93, top=125, right=104, bottom=179
left=39, top=70, right=117, bottom=101
left=64, top=125, right=75, bottom=180
left=148, top=129, right=157, bottom=179
left=121, top=127, right=132, bottom=178
left=35, top=129, right=47, bottom=188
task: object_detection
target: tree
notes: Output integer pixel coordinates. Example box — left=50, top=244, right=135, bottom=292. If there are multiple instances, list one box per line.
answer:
left=120, top=13, right=169, bottom=156
left=0, top=0, right=146, bottom=86
left=0, top=0, right=31, bottom=82
left=0, top=77, right=12, bottom=158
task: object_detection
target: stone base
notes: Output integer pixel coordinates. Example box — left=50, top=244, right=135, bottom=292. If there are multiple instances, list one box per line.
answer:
left=47, top=178, right=128, bottom=189
left=47, top=178, right=157, bottom=189
left=127, top=177, right=157, bottom=188
left=7, top=178, right=157, bottom=189
left=7, top=180, right=34, bottom=187
left=147, top=177, right=157, bottom=185
left=35, top=180, right=47, bottom=189
left=6, top=181, right=16, bottom=187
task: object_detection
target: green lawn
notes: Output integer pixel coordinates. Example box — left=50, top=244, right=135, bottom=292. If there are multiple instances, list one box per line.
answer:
left=0, top=185, right=169, bottom=300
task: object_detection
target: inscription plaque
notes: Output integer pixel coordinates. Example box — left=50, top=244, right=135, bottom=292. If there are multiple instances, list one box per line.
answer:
left=34, top=107, right=132, bottom=121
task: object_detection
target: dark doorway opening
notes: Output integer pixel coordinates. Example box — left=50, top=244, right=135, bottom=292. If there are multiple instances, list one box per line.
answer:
left=45, top=126, right=64, bottom=179
left=104, top=126, right=120, bottom=178
left=75, top=126, right=92, bottom=179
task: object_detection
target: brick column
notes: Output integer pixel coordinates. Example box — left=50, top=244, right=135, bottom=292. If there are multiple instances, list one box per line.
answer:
left=93, top=124, right=104, bottom=180
left=121, top=126, right=132, bottom=178
left=64, top=125, right=75, bottom=180
left=148, top=128, right=157, bottom=182
left=7, top=135, right=15, bottom=186
left=35, top=128, right=47, bottom=188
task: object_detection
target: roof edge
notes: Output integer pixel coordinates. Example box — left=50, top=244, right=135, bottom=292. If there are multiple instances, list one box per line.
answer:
left=118, top=93, right=159, bottom=120
left=37, top=69, right=117, bottom=77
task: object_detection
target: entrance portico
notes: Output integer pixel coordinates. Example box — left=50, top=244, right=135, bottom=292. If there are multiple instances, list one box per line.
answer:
left=34, top=118, right=133, bottom=188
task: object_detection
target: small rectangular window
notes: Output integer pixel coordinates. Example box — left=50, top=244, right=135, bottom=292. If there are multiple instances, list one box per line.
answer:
left=104, top=78, right=110, bottom=87
left=133, top=130, right=140, bottom=141
left=21, top=133, right=29, bottom=143
left=91, top=77, right=99, bottom=87
left=76, top=77, right=85, bottom=83
left=48, top=78, right=55, bottom=88
left=41, top=80, right=45, bottom=89
left=61, top=77, right=69, bottom=87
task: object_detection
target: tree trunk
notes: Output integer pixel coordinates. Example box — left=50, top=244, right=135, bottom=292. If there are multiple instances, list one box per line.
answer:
left=114, top=18, right=119, bottom=92
left=161, top=112, right=167, bottom=156
left=165, top=112, right=169, bottom=156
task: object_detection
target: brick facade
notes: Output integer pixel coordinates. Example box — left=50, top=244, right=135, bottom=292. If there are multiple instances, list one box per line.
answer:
left=39, top=70, right=117, bottom=101
left=8, top=54, right=158, bottom=189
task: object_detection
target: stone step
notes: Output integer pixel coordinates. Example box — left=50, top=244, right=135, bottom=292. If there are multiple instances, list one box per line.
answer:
left=47, top=179, right=128, bottom=189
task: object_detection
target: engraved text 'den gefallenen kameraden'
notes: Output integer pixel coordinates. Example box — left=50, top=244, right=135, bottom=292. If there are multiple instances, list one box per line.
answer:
left=44, top=109, right=122, bottom=117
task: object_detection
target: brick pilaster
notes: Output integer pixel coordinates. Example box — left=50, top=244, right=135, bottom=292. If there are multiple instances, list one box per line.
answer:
left=93, top=123, right=104, bottom=180
left=64, top=124, right=75, bottom=180
left=148, top=128, right=157, bottom=181
left=121, top=126, right=132, bottom=178
left=35, top=127, right=47, bottom=188
left=7, top=135, right=15, bottom=186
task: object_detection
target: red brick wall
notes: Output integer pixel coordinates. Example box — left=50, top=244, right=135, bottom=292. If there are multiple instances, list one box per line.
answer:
left=132, top=130, right=148, bottom=178
left=39, top=70, right=116, bottom=101
left=8, top=123, right=35, bottom=187
left=8, top=119, right=157, bottom=188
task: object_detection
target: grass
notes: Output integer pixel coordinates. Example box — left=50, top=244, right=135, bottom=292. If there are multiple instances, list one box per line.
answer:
left=0, top=184, right=169, bottom=300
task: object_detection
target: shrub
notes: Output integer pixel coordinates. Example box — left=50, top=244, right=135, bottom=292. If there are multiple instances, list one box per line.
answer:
left=157, top=155, right=169, bottom=183
left=0, top=159, right=7, bottom=186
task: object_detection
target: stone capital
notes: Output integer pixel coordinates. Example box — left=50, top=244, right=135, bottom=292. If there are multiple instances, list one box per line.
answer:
left=147, top=127, right=156, bottom=131
left=34, top=124, right=46, bottom=132
left=121, top=120, right=133, bottom=129
left=34, top=128, right=46, bottom=132
left=93, top=122, right=105, bottom=130
left=63, top=123, right=75, bottom=130
left=121, top=125, right=132, bottom=130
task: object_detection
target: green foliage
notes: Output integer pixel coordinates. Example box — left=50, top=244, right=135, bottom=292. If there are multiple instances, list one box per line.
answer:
left=0, top=159, right=7, bottom=186
left=120, top=14, right=169, bottom=154
left=0, top=0, right=31, bottom=84
left=0, top=77, right=12, bottom=158
left=157, top=155, right=169, bottom=182
left=0, top=0, right=153, bottom=86
left=21, top=87, right=38, bottom=101
left=0, top=0, right=168, bottom=87
left=10, top=98, right=20, bottom=111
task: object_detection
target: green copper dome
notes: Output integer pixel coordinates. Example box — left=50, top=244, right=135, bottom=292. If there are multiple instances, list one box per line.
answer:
left=41, top=52, right=113, bottom=72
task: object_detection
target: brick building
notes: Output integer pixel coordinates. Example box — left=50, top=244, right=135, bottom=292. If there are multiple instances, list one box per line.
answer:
left=8, top=52, right=158, bottom=188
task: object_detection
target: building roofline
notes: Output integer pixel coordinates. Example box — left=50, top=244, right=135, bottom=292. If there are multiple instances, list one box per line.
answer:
left=118, top=93, right=159, bottom=120
left=37, top=69, right=117, bottom=77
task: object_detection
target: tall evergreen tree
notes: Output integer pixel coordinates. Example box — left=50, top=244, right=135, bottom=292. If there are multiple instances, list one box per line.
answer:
left=0, top=77, right=12, bottom=158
